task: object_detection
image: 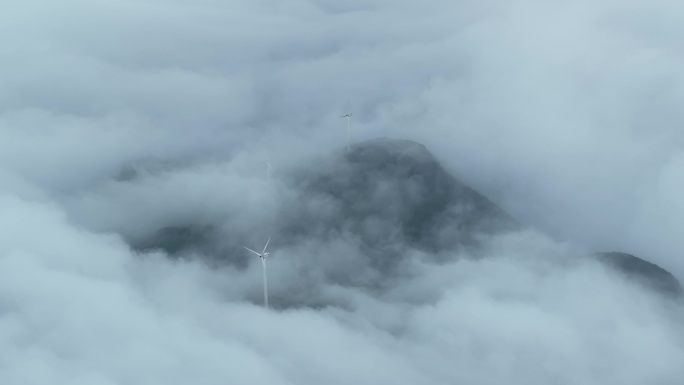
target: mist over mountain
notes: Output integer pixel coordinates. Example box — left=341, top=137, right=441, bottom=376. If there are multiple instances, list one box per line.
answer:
left=3, top=0, right=684, bottom=384
left=595, top=252, right=682, bottom=297
left=131, top=138, right=681, bottom=302
left=126, top=138, right=520, bottom=305
left=285, top=138, right=517, bottom=252
left=132, top=138, right=516, bottom=255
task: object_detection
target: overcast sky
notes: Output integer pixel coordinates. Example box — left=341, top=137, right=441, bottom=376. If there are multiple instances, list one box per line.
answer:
left=2, top=0, right=684, bottom=384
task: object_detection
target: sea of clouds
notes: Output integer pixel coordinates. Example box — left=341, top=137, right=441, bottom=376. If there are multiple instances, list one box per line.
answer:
left=1, top=0, right=684, bottom=383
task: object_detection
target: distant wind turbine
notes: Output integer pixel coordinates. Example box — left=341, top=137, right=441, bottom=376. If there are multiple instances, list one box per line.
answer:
left=244, top=237, right=271, bottom=309
left=262, top=159, right=273, bottom=181
left=340, top=101, right=352, bottom=152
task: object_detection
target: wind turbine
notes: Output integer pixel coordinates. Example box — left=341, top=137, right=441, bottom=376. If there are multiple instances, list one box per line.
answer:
left=244, top=237, right=271, bottom=309
left=262, top=159, right=273, bottom=181
left=340, top=102, right=352, bottom=152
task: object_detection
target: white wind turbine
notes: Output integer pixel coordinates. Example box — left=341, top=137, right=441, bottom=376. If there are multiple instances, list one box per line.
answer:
left=340, top=101, right=352, bottom=152
left=262, top=159, right=273, bottom=181
left=244, top=237, right=272, bottom=309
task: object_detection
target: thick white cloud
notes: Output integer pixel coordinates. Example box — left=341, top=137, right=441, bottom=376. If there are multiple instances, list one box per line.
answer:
left=1, top=198, right=682, bottom=384
left=2, top=0, right=684, bottom=383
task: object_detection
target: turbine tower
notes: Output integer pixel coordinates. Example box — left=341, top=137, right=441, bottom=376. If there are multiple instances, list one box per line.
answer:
left=340, top=101, right=352, bottom=152
left=243, top=236, right=271, bottom=309
left=263, top=159, right=273, bottom=181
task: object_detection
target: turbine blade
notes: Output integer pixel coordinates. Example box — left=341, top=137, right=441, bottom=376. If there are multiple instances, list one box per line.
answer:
left=262, top=236, right=271, bottom=255
left=243, top=246, right=261, bottom=257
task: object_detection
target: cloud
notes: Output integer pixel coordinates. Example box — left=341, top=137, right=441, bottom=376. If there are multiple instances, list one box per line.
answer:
left=2, top=197, right=682, bottom=384
left=2, top=0, right=684, bottom=383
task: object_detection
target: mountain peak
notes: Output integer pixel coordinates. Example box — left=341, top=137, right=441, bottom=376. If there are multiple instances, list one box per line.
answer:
left=283, top=137, right=519, bottom=254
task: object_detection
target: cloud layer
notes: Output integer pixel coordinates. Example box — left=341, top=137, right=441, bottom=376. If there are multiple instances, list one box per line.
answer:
left=2, top=0, right=684, bottom=383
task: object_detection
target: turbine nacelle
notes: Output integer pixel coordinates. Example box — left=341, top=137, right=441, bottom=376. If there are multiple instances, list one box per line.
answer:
left=244, top=236, right=272, bottom=260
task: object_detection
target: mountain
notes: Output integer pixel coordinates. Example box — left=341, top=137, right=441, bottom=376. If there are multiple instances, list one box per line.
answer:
left=129, top=138, right=681, bottom=299
left=132, top=138, right=518, bottom=262
left=278, top=138, right=519, bottom=262
left=595, top=252, right=682, bottom=297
